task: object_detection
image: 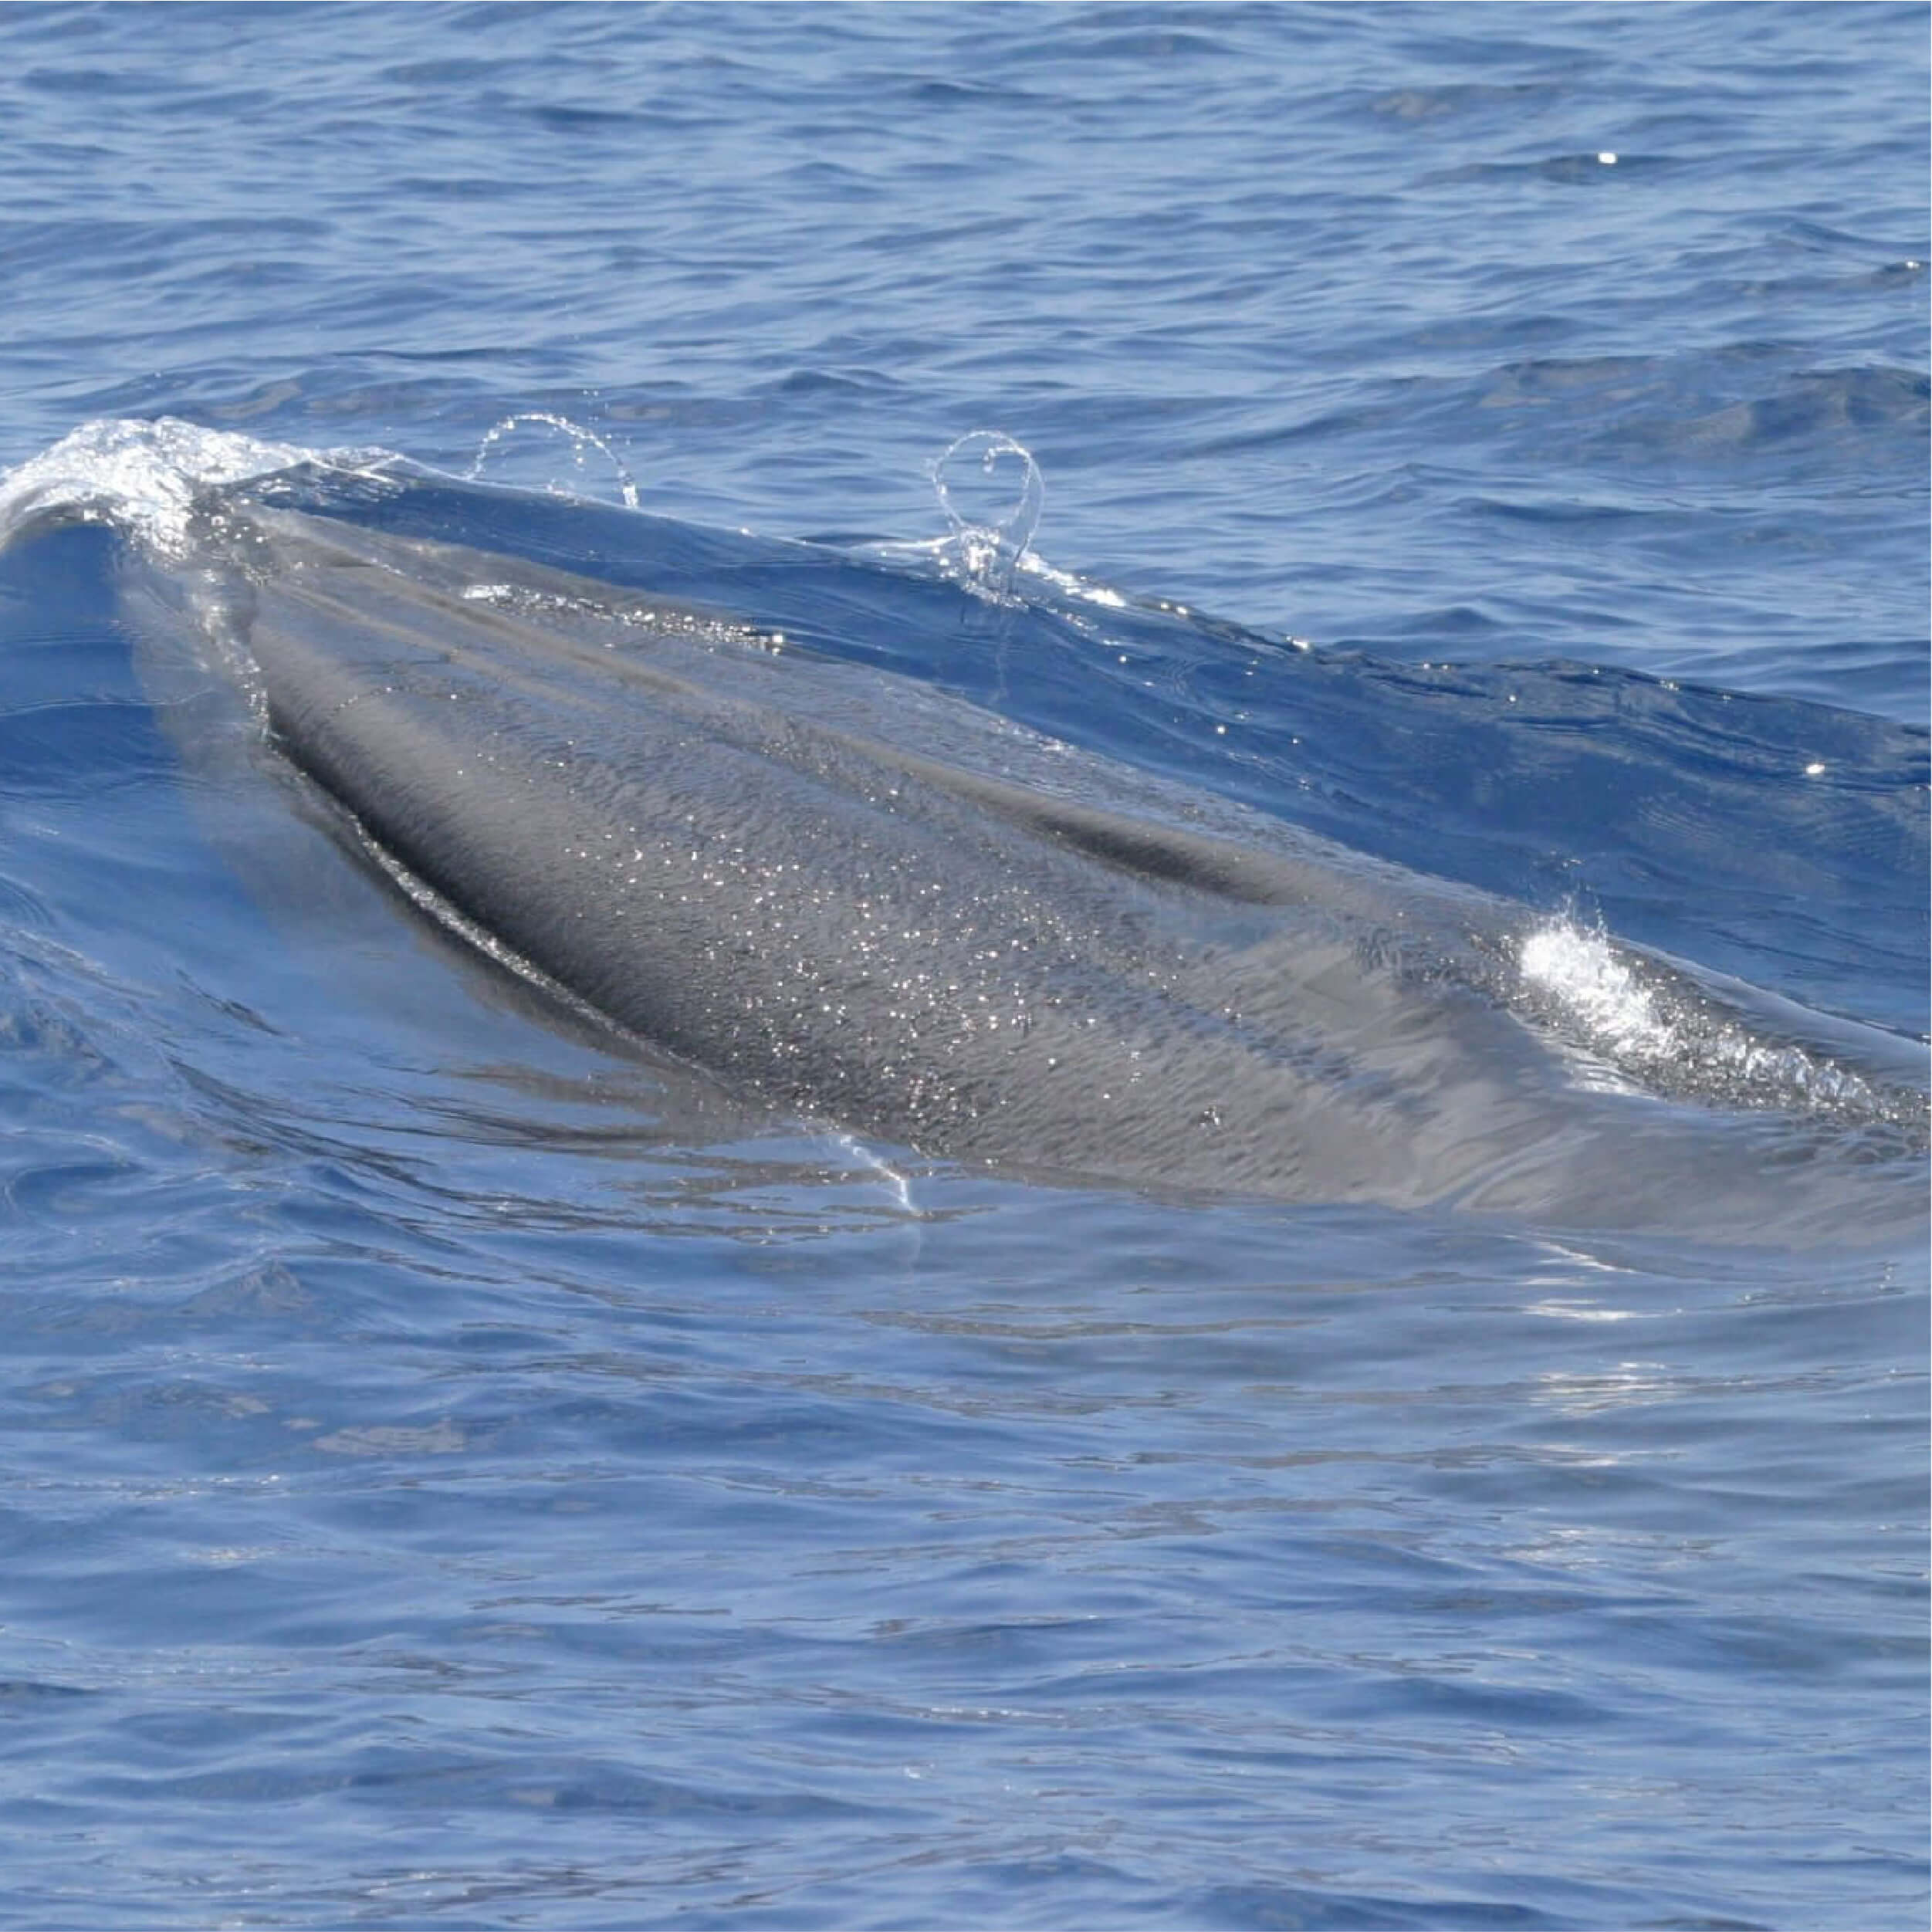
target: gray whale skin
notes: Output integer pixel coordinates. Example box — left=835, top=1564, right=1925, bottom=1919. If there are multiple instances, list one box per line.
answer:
left=147, top=504, right=1926, bottom=1234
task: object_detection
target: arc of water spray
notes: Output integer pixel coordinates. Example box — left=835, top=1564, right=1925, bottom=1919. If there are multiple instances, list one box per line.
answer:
left=468, top=411, right=641, bottom=510
left=929, top=430, right=1044, bottom=602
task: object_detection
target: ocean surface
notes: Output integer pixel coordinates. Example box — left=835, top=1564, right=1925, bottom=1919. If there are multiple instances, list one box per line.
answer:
left=0, top=5, right=1926, bottom=1927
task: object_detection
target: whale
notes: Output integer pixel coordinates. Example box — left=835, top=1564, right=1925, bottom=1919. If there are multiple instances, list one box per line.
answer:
left=117, top=498, right=1927, bottom=1237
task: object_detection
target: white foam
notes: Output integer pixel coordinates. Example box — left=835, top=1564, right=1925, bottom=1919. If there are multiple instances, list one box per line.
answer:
left=1519, top=920, right=1673, bottom=1059
left=1517, top=915, right=1917, bottom=1127
left=0, top=416, right=387, bottom=559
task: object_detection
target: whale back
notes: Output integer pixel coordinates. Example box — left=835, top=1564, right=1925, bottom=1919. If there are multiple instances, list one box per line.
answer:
left=147, top=503, right=1927, bottom=1233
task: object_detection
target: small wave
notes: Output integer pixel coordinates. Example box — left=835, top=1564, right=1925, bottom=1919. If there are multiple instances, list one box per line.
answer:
left=1471, top=354, right=1930, bottom=462
left=1365, top=79, right=1561, bottom=121
left=1437, top=151, right=1665, bottom=186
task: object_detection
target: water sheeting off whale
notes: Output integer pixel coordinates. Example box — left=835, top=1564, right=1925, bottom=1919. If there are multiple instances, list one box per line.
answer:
left=109, top=493, right=1926, bottom=1237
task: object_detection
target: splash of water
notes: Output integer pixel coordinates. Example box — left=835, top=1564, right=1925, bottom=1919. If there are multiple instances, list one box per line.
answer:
left=0, top=417, right=323, bottom=558
left=467, top=412, right=640, bottom=510
left=1519, top=921, right=1675, bottom=1062
left=928, top=429, right=1044, bottom=604
left=1517, top=914, right=1921, bottom=1130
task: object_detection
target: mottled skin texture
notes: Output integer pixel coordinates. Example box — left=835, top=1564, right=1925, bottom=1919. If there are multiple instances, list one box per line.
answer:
left=161, top=504, right=1924, bottom=1236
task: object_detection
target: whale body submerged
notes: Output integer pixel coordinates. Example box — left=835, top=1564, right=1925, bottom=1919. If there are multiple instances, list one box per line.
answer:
left=126, top=500, right=1926, bottom=1235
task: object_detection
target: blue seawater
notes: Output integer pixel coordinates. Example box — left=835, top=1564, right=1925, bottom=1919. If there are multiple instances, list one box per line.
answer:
left=0, top=5, right=1924, bottom=1927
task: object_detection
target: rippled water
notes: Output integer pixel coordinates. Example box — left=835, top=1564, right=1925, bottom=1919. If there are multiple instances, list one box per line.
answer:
left=0, top=5, right=1925, bottom=1929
